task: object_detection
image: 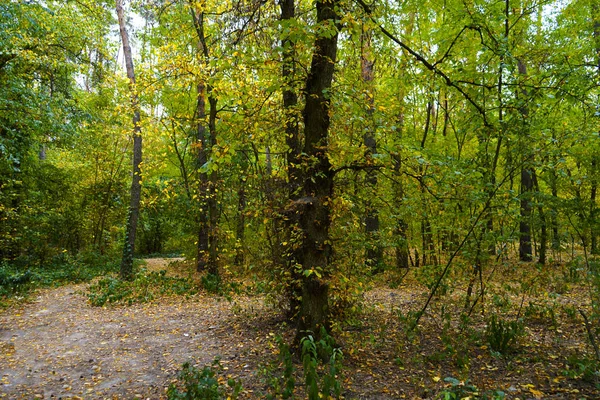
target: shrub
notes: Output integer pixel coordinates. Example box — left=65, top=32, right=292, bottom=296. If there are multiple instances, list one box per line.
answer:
left=486, top=314, right=524, bottom=355
left=87, top=268, right=196, bottom=306
left=167, top=359, right=242, bottom=400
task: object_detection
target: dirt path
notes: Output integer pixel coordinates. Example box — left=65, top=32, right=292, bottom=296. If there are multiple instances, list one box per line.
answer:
left=0, top=259, right=266, bottom=399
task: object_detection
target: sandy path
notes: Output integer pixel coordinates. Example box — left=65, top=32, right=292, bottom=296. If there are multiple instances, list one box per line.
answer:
left=0, top=259, right=265, bottom=399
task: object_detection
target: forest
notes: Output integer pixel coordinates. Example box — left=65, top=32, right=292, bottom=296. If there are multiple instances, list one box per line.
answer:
left=1, top=0, right=599, bottom=398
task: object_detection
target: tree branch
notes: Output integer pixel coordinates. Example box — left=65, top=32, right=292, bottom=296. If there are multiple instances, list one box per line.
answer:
left=354, top=0, right=491, bottom=127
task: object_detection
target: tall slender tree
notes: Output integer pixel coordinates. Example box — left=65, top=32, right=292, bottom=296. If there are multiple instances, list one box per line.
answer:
left=361, top=24, right=383, bottom=271
left=189, top=0, right=219, bottom=275
left=117, top=0, right=143, bottom=280
left=517, top=58, right=533, bottom=262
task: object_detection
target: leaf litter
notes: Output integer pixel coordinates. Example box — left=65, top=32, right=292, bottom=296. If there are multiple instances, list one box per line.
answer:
left=1, top=258, right=599, bottom=399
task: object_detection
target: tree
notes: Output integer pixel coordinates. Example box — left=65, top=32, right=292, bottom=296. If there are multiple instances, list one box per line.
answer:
left=117, top=0, right=143, bottom=280
left=295, top=0, right=341, bottom=338
left=189, top=1, right=219, bottom=275
left=360, top=22, right=383, bottom=271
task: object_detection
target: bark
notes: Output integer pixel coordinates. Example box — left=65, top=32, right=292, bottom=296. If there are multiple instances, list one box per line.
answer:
left=361, top=26, right=382, bottom=271
left=195, top=80, right=210, bottom=272
left=485, top=0, right=512, bottom=258
left=235, top=174, right=247, bottom=267
left=280, top=0, right=303, bottom=318
left=419, top=98, right=436, bottom=266
left=591, top=2, right=600, bottom=254
left=117, top=0, right=143, bottom=281
left=550, top=142, right=560, bottom=250
left=517, top=59, right=533, bottom=262
left=391, top=14, right=414, bottom=270
left=591, top=158, right=598, bottom=254
left=280, top=0, right=301, bottom=194
left=190, top=4, right=219, bottom=274
left=296, top=0, right=340, bottom=338
left=393, top=153, right=409, bottom=269
left=533, top=170, right=547, bottom=264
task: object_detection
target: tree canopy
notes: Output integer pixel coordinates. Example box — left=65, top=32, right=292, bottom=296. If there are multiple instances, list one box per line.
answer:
left=1, top=0, right=600, bottom=396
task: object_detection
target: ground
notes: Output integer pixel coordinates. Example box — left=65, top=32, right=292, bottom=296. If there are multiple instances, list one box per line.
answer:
left=1, top=258, right=599, bottom=399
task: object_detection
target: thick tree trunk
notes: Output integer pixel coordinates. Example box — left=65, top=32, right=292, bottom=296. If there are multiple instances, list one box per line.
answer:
left=296, top=0, right=340, bottom=338
left=361, top=26, right=382, bottom=271
left=116, top=0, right=142, bottom=281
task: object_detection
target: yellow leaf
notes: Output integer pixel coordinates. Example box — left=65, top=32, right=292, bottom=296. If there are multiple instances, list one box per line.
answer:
left=529, top=388, right=544, bottom=399
left=433, top=376, right=441, bottom=382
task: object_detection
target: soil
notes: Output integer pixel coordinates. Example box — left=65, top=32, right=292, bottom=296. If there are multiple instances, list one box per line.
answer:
left=1, top=258, right=599, bottom=399
left=0, top=259, right=268, bottom=399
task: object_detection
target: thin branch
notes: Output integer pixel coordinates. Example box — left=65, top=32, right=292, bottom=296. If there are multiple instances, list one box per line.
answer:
left=354, top=0, right=490, bottom=126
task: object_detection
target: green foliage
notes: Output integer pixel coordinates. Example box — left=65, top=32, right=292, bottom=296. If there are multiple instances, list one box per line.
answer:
left=167, top=359, right=242, bottom=400
left=486, top=315, right=524, bottom=355
left=201, top=273, right=222, bottom=295
left=263, top=330, right=343, bottom=400
left=524, top=300, right=558, bottom=326
left=415, top=264, right=451, bottom=297
left=264, top=336, right=296, bottom=400
left=438, top=377, right=505, bottom=400
left=301, top=328, right=343, bottom=400
left=87, top=268, right=196, bottom=306
left=563, top=353, right=600, bottom=383
left=0, top=252, right=118, bottom=300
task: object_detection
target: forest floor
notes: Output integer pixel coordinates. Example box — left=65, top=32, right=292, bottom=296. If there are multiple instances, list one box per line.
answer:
left=1, top=257, right=599, bottom=399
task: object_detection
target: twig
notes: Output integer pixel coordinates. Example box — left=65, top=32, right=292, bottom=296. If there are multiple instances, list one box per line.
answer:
left=578, top=309, right=600, bottom=363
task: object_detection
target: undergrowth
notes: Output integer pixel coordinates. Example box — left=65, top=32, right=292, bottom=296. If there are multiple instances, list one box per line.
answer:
left=263, top=329, right=343, bottom=400
left=0, top=252, right=119, bottom=303
left=167, top=358, right=242, bottom=400
left=87, top=268, right=197, bottom=306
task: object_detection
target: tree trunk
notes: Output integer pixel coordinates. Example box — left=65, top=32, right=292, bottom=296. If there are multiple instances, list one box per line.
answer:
left=550, top=144, right=560, bottom=250
left=419, top=98, right=436, bottom=266
left=281, top=0, right=300, bottom=195
left=517, top=59, right=533, bottom=262
left=280, top=0, right=303, bottom=319
left=391, top=14, right=414, bottom=270
left=361, top=25, right=382, bottom=271
left=591, top=2, right=600, bottom=254
left=393, top=153, right=409, bottom=269
left=116, top=0, right=142, bottom=281
left=195, top=80, right=210, bottom=272
left=296, top=0, right=340, bottom=338
left=190, top=4, right=219, bottom=275
left=235, top=153, right=248, bottom=267
left=533, top=170, right=547, bottom=264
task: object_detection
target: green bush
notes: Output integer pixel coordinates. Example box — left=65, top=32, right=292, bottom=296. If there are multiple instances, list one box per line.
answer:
left=486, top=314, right=524, bottom=355
left=87, top=268, right=196, bottom=306
left=202, top=273, right=222, bottom=294
left=301, top=328, right=343, bottom=400
left=264, top=336, right=296, bottom=400
left=167, top=359, right=242, bottom=400
left=0, top=252, right=119, bottom=300
left=439, top=376, right=505, bottom=399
